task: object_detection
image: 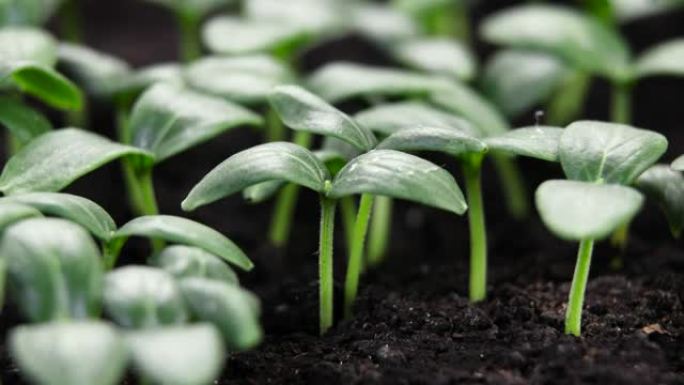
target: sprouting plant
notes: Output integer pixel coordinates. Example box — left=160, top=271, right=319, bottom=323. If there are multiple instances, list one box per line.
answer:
left=182, top=136, right=466, bottom=333
left=535, top=121, right=667, bottom=336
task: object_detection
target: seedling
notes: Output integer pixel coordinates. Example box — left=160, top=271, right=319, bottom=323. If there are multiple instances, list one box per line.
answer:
left=392, top=0, right=470, bottom=39
left=535, top=121, right=667, bottom=336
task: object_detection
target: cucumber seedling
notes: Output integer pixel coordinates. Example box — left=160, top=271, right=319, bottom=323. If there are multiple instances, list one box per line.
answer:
left=535, top=121, right=667, bottom=336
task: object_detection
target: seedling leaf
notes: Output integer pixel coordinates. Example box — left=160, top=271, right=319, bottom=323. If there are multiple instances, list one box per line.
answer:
left=485, top=126, right=564, bottom=162
left=0, top=96, right=52, bottom=145
left=10, top=321, right=127, bottom=385
left=110, top=63, right=183, bottom=98
left=0, top=202, right=42, bottom=231
left=559, top=121, right=668, bottom=184
left=352, top=4, right=418, bottom=44
left=636, top=165, right=684, bottom=237
left=0, top=0, right=63, bottom=26
left=0, top=128, right=154, bottom=195
left=245, top=0, right=344, bottom=34
left=330, top=149, right=467, bottom=215
left=536, top=180, right=644, bottom=240
left=143, top=0, right=232, bottom=16
left=672, top=155, right=684, bottom=171
left=377, top=126, right=487, bottom=157
left=203, top=16, right=308, bottom=56
left=392, top=38, right=476, bottom=80
left=7, top=63, right=83, bottom=110
left=152, top=245, right=239, bottom=285
left=636, top=38, right=684, bottom=78
left=57, top=43, right=131, bottom=97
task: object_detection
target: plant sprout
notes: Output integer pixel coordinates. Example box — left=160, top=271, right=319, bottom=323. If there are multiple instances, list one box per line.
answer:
left=535, top=121, right=667, bottom=336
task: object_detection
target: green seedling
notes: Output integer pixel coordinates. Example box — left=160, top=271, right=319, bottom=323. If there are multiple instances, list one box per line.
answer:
left=392, top=0, right=470, bottom=39
left=535, top=121, right=667, bottom=336
left=182, top=141, right=465, bottom=334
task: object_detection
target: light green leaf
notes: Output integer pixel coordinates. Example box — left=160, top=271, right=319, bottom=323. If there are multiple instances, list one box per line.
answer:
left=103, top=266, right=188, bottom=328
left=245, top=0, right=345, bottom=34
left=536, top=179, right=644, bottom=240
left=611, top=0, right=684, bottom=22
left=0, top=202, right=42, bottom=231
left=308, top=62, right=444, bottom=103
left=203, top=16, right=308, bottom=56
left=143, top=0, right=232, bottom=16
left=0, top=192, right=116, bottom=241
left=481, top=49, right=568, bottom=118
left=559, top=121, right=668, bottom=184
left=636, top=38, right=684, bottom=78
left=672, top=155, right=684, bottom=171
left=10, top=321, right=127, bottom=385
left=392, top=0, right=456, bottom=15
left=128, top=82, right=261, bottom=162
left=485, top=126, right=563, bottom=162
left=111, top=215, right=253, bottom=271
left=180, top=277, right=262, bottom=350
left=352, top=4, right=418, bottom=44
left=330, top=149, right=467, bottom=214
left=0, top=0, right=63, bottom=26
left=0, top=27, right=56, bottom=66
left=0, top=218, right=103, bottom=322
left=480, top=4, right=632, bottom=81
left=0, top=128, right=154, bottom=195
left=378, top=126, right=486, bottom=157
left=636, top=165, right=684, bottom=237
left=110, top=63, right=183, bottom=98
left=185, top=55, right=294, bottom=104
left=7, top=63, right=83, bottom=110
left=183, top=142, right=330, bottom=211
left=57, top=43, right=131, bottom=97
left=0, top=96, right=52, bottom=145
left=392, top=38, right=476, bottom=80
left=270, top=85, right=377, bottom=151
left=354, top=101, right=478, bottom=137
left=242, top=180, right=284, bottom=204
left=126, top=324, right=225, bottom=385
left=152, top=245, right=239, bottom=285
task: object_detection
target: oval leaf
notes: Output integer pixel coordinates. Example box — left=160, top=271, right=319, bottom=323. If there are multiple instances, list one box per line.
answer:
left=126, top=324, right=225, bottom=385
left=9, top=63, right=83, bottom=110
left=0, top=218, right=103, bottom=322
left=57, top=43, right=131, bottom=97
left=672, top=155, right=684, bottom=171
left=203, top=16, right=308, bottom=56
left=143, top=0, right=231, bottom=16
left=152, top=245, right=239, bottom=285
left=352, top=4, right=418, bottom=44
left=110, top=63, right=183, bottom=98
left=0, top=96, right=52, bottom=145
left=0, top=202, right=42, bottom=231
left=330, top=149, right=467, bottom=214
left=182, top=142, right=330, bottom=211
left=636, top=165, right=684, bottom=237
left=245, top=0, right=344, bottom=34
left=0, top=128, right=154, bottom=195
left=10, top=321, right=127, bottom=385
left=559, top=121, right=668, bottom=184
left=0, top=27, right=56, bottom=67
left=180, top=277, right=262, bottom=351
left=392, top=38, right=476, bottom=80
left=270, top=85, right=377, bottom=152
left=378, top=126, right=486, bottom=157
left=536, top=180, right=644, bottom=240
left=485, top=126, right=564, bottom=162
left=636, top=38, right=684, bottom=78
left=103, top=266, right=188, bottom=328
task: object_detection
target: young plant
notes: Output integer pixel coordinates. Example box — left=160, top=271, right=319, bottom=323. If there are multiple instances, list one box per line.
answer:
left=535, top=121, right=667, bottom=336
left=182, top=141, right=466, bottom=334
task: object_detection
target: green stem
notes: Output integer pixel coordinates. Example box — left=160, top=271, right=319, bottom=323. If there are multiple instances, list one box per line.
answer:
left=340, top=196, right=357, bottom=253
left=611, top=82, right=632, bottom=124
left=565, top=239, right=594, bottom=336
left=366, top=196, right=393, bottom=268
left=463, top=156, right=487, bottom=302
left=59, top=0, right=84, bottom=43
left=343, top=193, right=374, bottom=318
left=319, top=196, right=336, bottom=335
left=265, top=107, right=285, bottom=142
left=177, top=11, right=201, bottom=63
left=492, top=154, right=528, bottom=220
left=546, top=70, right=590, bottom=126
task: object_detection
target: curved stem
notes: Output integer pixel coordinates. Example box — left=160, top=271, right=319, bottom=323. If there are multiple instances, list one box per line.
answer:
left=565, top=239, right=594, bottom=336
left=366, top=196, right=393, bottom=268
left=463, top=156, right=487, bottom=302
left=343, top=194, right=374, bottom=318
left=319, top=197, right=337, bottom=335
left=492, top=154, right=528, bottom=220
left=177, top=11, right=201, bottom=63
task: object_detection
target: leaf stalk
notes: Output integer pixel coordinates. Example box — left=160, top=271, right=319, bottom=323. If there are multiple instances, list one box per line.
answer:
left=565, top=238, right=594, bottom=336
left=343, top=193, right=374, bottom=318
left=463, top=154, right=487, bottom=302
left=319, top=196, right=336, bottom=335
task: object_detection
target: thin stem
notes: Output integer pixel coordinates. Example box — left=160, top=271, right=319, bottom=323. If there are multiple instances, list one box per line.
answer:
left=366, top=196, right=393, bottom=268
left=177, top=11, right=201, bottom=63
left=492, top=154, right=528, bottom=220
left=319, top=196, right=337, bottom=335
left=611, top=82, right=632, bottom=124
left=59, top=0, right=84, bottom=43
left=463, top=156, right=487, bottom=302
left=343, top=193, right=374, bottom=318
left=265, top=107, right=285, bottom=142
left=340, top=196, right=357, bottom=253
left=546, top=70, right=590, bottom=126
left=564, top=239, right=594, bottom=337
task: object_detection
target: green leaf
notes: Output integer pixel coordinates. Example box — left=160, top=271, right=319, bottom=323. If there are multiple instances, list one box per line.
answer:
left=143, top=0, right=232, bottom=16
left=152, top=245, right=239, bottom=285
left=0, top=202, right=42, bottom=231
left=636, top=38, right=684, bottom=78
left=354, top=101, right=478, bottom=137
left=103, top=266, right=188, bottom=328
left=481, top=49, right=568, bottom=118
left=126, top=324, right=225, bottom=385
left=308, top=62, right=445, bottom=103
left=485, top=126, right=564, bottom=162
left=0, top=96, right=51, bottom=145
left=392, top=38, right=476, bottom=81
left=636, top=165, right=684, bottom=237
left=203, top=16, right=308, bottom=56
left=0, top=218, right=103, bottom=322
left=182, top=142, right=330, bottom=211
left=242, top=180, right=284, bottom=204
left=110, top=63, right=183, bottom=98
left=8, top=63, right=83, bottom=110
left=57, top=43, right=131, bottom=97
left=245, top=0, right=345, bottom=34
left=0, top=0, right=63, bottom=26
left=330, top=149, right=467, bottom=214
left=352, top=4, right=418, bottom=44
left=270, top=85, right=377, bottom=151
left=10, top=321, right=127, bottom=385
left=536, top=179, right=644, bottom=240
left=128, top=82, right=261, bottom=162
left=180, top=277, right=262, bottom=350
left=672, top=155, right=684, bottom=171
left=0, top=27, right=56, bottom=66
left=559, top=121, right=668, bottom=184
left=0, top=128, right=154, bottom=195
left=480, top=4, right=632, bottom=81
left=185, top=55, right=294, bottom=104
left=111, top=215, right=253, bottom=271
left=0, top=192, right=116, bottom=241
left=610, top=0, right=684, bottom=22
left=378, top=126, right=486, bottom=157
